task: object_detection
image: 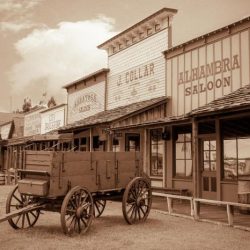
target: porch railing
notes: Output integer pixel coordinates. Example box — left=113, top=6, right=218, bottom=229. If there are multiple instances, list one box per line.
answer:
left=153, top=192, right=250, bottom=231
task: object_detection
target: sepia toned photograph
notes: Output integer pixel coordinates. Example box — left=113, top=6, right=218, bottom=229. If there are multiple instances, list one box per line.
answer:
left=0, top=0, right=250, bottom=249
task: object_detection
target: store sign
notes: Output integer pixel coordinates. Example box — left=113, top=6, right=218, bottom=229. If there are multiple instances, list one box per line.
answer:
left=179, top=55, right=240, bottom=96
left=0, top=122, right=12, bottom=140
left=41, top=107, right=65, bottom=134
left=67, top=82, right=105, bottom=124
left=116, top=63, right=155, bottom=86
left=24, top=110, right=43, bottom=136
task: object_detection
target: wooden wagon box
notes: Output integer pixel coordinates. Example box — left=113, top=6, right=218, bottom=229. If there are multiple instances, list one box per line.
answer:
left=18, top=150, right=142, bottom=198
left=18, top=179, right=49, bottom=196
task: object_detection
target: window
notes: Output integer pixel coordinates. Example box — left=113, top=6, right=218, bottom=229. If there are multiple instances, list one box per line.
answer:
left=203, top=140, right=216, bottom=171
left=150, top=129, right=163, bottom=177
left=125, top=134, right=140, bottom=152
left=175, top=133, right=192, bottom=177
left=223, top=137, right=250, bottom=180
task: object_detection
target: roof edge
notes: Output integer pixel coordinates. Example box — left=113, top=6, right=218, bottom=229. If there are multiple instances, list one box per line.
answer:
left=63, top=68, right=110, bottom=89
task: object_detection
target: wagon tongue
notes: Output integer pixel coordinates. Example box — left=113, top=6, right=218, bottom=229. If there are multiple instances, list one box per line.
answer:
left=0, top=203, right=45, bottom=224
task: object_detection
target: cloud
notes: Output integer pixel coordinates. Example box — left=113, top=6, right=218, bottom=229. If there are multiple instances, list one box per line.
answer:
left=0, top=21, right=44, bottom=33
left=8, top=17, right=117, bottom=108
left=0, top=0, right=41, bottom=12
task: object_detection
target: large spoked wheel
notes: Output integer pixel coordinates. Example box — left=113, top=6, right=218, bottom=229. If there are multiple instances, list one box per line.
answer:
left=93, top=199, right=106, bottom=218
left=6, top=185, right=40, bottom=229
left=61, top=186, right=94, bottom=235
left=122, top=177, right=152, bottom=225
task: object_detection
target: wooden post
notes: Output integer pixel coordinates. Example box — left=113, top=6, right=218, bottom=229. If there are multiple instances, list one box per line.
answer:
left=143, top=129, right=148, bottom=175
left=90, top=128, right=93, bottom=152
left=193, top=200, right=200, bottom=220
left=166, top=125, right=173, bottom=188
left=227, top=204, right=234, bottom=226
left=192, top=118, right=199, bottom=198
left=215, top=119, right=221, bottom=201
left=190, top=198, right=194, bottom=216
left=167, top=197, right=173, bottom=214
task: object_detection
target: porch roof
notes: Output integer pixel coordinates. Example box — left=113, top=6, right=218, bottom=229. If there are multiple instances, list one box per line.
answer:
left=189, top=84, right=250, bottom=117
left=59, top=96, right=167, bottom=132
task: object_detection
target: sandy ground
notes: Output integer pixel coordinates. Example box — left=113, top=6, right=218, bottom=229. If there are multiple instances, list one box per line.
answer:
left=0, top=185, right=249, bottom=250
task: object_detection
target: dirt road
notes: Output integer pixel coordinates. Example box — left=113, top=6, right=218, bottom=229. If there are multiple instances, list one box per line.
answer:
left=0, top=185, right=249, bottom=250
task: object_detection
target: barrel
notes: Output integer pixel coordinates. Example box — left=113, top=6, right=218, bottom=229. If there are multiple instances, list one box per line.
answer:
left=0, top=172, right=5, bottom=185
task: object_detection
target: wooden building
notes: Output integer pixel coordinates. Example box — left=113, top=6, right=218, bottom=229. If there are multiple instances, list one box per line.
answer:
left=60, top=9, right=250, bottom=203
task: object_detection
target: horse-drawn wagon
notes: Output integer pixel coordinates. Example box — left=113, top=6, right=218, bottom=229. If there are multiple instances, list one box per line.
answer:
left=0, top=150, right=152, bottom=235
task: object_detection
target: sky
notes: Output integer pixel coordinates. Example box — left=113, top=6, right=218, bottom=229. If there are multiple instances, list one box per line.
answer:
left=0, top=0, right=250, bottom=112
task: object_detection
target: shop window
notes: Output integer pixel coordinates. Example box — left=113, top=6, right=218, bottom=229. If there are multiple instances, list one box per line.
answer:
left=223, top=137, right=250, bottom=180
left=175, top=133, right=192, bottom=178
left=150, top=129, right=163, bottom=177
left=125, top=134, right=140, bottom=152
left=112, top=138, right=120, bottom=152
left=80, top=137, right=88, bottom=151
left=203, top=140, right=216, bottom=171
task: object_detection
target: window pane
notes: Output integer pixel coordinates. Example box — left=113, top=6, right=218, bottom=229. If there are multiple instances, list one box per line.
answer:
left=204, top=141, right=209, bottom=150
left=186, top=160, right=192, bottom=177
left=224, top=159, right=237, bottom=180
left=185, top=133, right=191, bottom=142
left=176, top=160, right=185, bottom=176
left=204, top=161, right=210, bottom=171
left=210, top=151, right=216, bottom=161
left=176, top=134, right=184, bottom=142
left=238, top=138, right=250, bottom=158
left=204, top=151, right=210, bottom=161
left=224, top=139, right=237, bottom=159
left=211, top=161, right=216, bottom=171
left=176, top=143, right=185, bottom=159
left=238, top=159, right=250, bottom=176
left=210, top=140, right=216, bottom=150
left=185, top=142, right=192, bottom=159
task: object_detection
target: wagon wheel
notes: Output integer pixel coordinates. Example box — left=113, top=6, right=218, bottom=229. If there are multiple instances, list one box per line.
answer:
left=93, top=199, right=106, bottom=218
left=122, top=177, right=152, bottom=225
left=61, top=186, right=94, bottom=235
left=6, top=185, right=40, bottom=229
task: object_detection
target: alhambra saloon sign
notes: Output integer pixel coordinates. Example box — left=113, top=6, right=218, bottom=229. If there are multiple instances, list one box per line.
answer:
left=167, top=30, right=250, bottom=116
left=179, top=55, right=240, bottom=96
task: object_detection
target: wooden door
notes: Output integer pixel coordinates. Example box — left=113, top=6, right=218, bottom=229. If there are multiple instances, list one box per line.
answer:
left=201, top=139, right=217, bottom=200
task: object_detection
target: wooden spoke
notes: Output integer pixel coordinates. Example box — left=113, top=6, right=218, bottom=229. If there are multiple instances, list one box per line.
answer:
left=61, top=186, right=93, bottom=236
left=6, top=185, right=40, bottom=230
left=93, top=199, right=106, bottom=218
left=122, top=177, right=152, bottom=225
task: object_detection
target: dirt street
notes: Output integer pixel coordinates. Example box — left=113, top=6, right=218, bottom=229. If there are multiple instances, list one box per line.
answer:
left=0, top=185, right=249, bottom=250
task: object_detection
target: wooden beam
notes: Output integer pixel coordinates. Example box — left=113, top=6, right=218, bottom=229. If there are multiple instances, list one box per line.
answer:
left=192, top=118, right=199, bottom=197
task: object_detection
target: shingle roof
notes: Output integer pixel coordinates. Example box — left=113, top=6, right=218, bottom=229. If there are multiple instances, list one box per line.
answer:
left=60, top=96, right=167, bottom=131
left=189, top=84, right=250, bottom=116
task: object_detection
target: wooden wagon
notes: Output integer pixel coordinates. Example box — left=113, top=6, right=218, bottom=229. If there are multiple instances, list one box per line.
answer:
left=0, top=150, right=152, bottom=235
